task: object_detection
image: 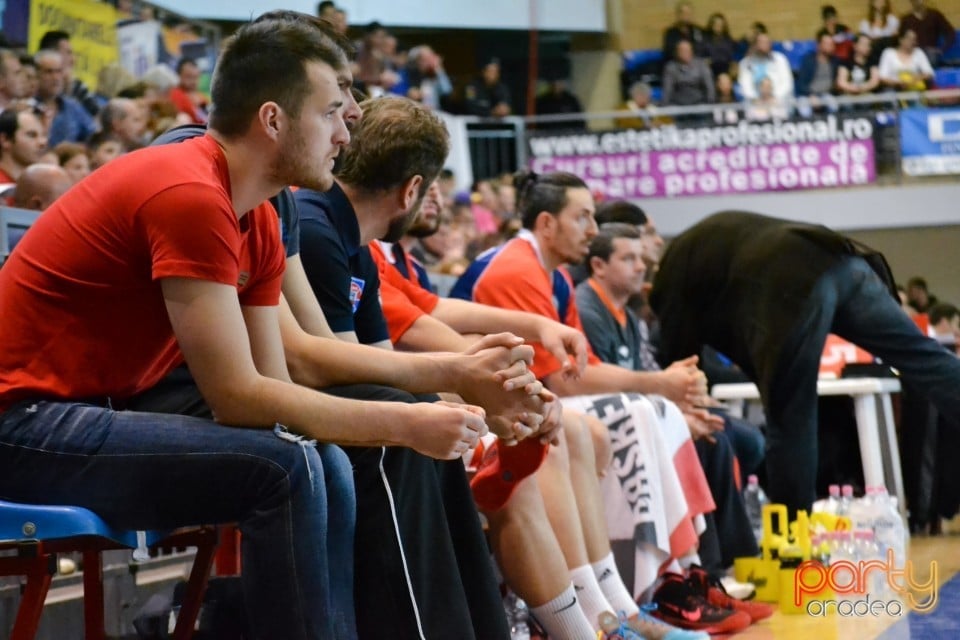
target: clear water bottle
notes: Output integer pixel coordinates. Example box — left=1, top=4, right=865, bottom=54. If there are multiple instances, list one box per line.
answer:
left=742, top=474, right=768, bottom=544
left=872, top=487, right=907, bottom=568
left=826, top=484, right=841, bottom=514
left=854, top=530, right=890, bottom=601
left=830, top=531, right=860, bottom=603
left=838, top=484, right=854, bottom=516
left=815, top=484, right=842, bottom=515
left=504, top=591, right=531, bottom=640
left=848, top=487, right=877, bottom=532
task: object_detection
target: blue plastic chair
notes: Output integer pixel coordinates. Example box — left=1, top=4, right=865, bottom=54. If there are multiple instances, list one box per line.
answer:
left=0, top=499, right=219, bottom=640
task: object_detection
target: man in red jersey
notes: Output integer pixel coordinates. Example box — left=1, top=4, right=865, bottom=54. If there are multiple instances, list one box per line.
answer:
left=0, top=16, right=488, bottom=640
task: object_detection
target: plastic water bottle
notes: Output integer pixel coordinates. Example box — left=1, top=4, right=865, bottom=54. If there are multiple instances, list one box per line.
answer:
left=814, top=484, right=842, bottom=515
left=872, top=487, right=907, bottom=566
left=504, top=592, right=531, bottom=640
left=825, top=484, right=841, bottom=514
left=831, top=531, right=860, bottom=603
left=743, top=474, right=768, bottom=544
left=855, top=529, right=890, bottom=601
left=848, top=487, right=878, bottom=532
left=838, top=484, right=854, bottom=516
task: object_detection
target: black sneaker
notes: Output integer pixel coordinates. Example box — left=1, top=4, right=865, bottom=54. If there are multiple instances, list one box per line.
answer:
left=650, top=572, right=752, bottom=634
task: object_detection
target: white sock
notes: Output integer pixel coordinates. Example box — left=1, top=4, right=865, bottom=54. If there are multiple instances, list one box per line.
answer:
left=570, top=563, right=614, bottom=631
left=529, top=584, right=598, bottom=640
left=592, top=552, right=639, bottom=617
left=677, top=550, right=701, bottom=571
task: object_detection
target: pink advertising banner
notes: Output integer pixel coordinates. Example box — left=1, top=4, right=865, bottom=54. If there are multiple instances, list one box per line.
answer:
left=527, top=116, right=876, bottom=199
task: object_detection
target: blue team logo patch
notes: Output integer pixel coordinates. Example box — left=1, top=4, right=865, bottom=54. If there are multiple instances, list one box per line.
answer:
left=349, top=277, right=365, bottom=313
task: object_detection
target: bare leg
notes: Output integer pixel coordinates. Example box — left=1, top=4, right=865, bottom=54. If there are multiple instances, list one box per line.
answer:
left=485, top=473, right=569, bottom=606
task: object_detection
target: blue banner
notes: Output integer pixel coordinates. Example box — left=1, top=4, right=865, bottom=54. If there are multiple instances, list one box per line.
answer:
left=901, top=107, right=960, bottom=176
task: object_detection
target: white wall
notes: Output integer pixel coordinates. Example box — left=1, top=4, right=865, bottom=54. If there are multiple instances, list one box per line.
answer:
left=646, top=183, right=960, bottom=237
left=152, top=0, right=607, bottom=30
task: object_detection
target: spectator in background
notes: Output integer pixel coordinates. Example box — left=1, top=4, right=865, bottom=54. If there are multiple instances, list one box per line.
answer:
left=355, top=22, right=400, bottom=97
left=7, top=163, right=71, bottom=254
left=837, top=33, right=881, bottom=95
left=879, top=28, right=934, bottom=90
left=19, top=55, right=37, bottom=100
left=735, top=21, right=767, bottom=59
left=738, top=32, right=794, bottom=102
left=713, top=72, right=740, bottom=124
left=0, top=109, right=48, bottom=185
left=615, top=81, right=671, bottom=129
left=465, top=58, right=512, bottom=117
left=393, top=45, right=452, bottom=111
left=51, top=141, right=91, bottom=184
left=929, top=303, right=960, bottom=353
left=33, top=50, right=96, bottom=146
left=900, top=0, right=955, bottom=66
left=860, top=0, right=900, bottom=39
left=317, top=0, right=337, bottom=22
left=534, top=78, right=586, bottom=130
left=99, top=98, right=148, bottom=151
left=0, top=50, right=26, bottom=110
left=662, top=1, right=705, bottom=64
left=37, top=30, right=99, bottom=117
left=86, top=131, right=125, bottom=169
left=746, top=77, right=790, bottom=121
left=168, top=58, right=208, bottom=124
left=93, top=63, right=137, bottom=109
left=662, top=39, right=715, bottom=110
left=907, top=276, right=939, bottom=313
left=818, top=5, right=854, bottom=62
left=333, top=8, right=349, bottom=35
left=702, top=13, right=737, bottom=78
left=797, top=32, right=839, bottom=114
left=12, top=163, right=71, bottom=212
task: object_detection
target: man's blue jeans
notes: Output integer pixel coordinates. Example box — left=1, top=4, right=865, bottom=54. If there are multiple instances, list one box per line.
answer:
left=764, top=255, right=960, bottom=513
left=0, top=399, right=356, bottom=640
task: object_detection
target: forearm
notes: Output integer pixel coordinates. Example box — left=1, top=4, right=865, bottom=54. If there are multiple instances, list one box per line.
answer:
left=213, top=373, right=418, bottom=447
left=394, top=313, right=475, bottom=353
left=545, top=362, right=666, bottom=397
left=285, top=325, right=464, bottom=393
left=433, top=297, right=542, bottom=341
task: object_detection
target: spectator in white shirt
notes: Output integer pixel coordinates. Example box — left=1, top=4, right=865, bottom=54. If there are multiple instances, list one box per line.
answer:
left=878, top=28, right=934, bottom=91
left=738, top=32, right=794, bottom=101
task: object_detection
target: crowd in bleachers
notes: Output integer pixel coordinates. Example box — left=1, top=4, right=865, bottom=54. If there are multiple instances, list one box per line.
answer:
left=619, top=0, right=958, bottom=125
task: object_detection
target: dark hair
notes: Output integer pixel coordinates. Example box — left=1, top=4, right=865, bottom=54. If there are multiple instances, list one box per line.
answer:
left=317, top=1, right=336, bottom=15
left=209, top=16, right=348, bottom=138
left=86, top=130, right=122, bottom=151
left=336, top=96, right=450, bottom=197
left=175, top=57, right=197, bottom=74
left=19, top=53, right=35, bottom=69
left=38, top=30, right=70, bottom=51
left=752, top=21, right=768, bottom=34
left=707, top=13, right=731, bottom=38
left=821, top=5, right=838, bottom=20
left=929, top=302, right=959, bottom=326
left=907, top=276, right=929, bottom=291
left=255, top=9, right=355, bottom=58
left=594, top=200, right=647, bottom=227
left=99, top=98, right=131, bottom=133
left=440, top=168, right=454, bottom=180
left=587, top=223, right=642, bottom=275
left=0, top=108, right=21, bottom=145
left=514, top=170, right=588, bottom=229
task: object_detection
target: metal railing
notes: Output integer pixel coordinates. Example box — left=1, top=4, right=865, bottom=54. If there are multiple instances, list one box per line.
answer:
left=463, top=89, right=960, bottom=183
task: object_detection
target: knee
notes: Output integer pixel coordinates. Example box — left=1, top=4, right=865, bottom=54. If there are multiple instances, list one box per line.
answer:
left=560, top=410, right=596, bottom=462
left=583, top=414, right=612, bottom=477
left=317, top=444, right=356, bottom=501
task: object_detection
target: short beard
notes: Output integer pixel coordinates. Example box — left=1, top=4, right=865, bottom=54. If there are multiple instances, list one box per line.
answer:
left=270, top=123, right=333, bottom=192
left=382, top=209, right=417, bottom=243
left=404, top=214, right=441, bottom=239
